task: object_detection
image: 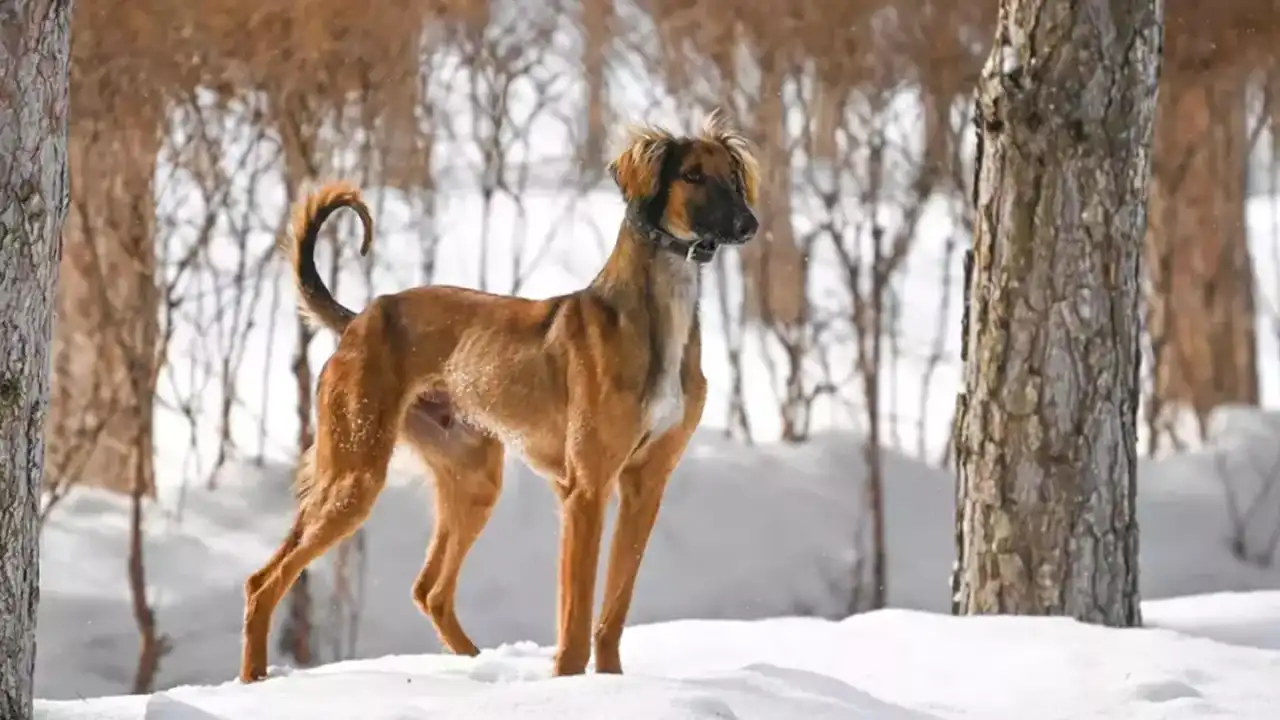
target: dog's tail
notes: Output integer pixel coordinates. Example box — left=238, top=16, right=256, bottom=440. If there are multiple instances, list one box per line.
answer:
left=282, top=181, right=375, bottom=336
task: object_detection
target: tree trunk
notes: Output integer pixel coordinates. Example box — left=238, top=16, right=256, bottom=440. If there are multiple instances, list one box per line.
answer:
left=46, top=122, right=160, bottom=497
left=278, top=126, right=318, bottom=665
left=282, top=298, right=317, bottom=668
left=741, top=51, right=805, bottom=330
left=0, top=0, right=75, bottom=716
left=1145, top=73, right=1255, bottom=443
left=952, top=0, right=1162, bottom=626
left=579, top=0, right=612, bottom=183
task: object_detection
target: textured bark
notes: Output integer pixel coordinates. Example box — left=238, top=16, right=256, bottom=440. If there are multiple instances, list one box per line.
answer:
left=1145, top=75, right=1256, bottom=435
left=953, top=0, right=1162, bottom=626
left=0, top=0, right=75, bottom=717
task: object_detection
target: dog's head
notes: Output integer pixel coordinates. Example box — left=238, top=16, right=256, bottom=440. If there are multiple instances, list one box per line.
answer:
left=608, top=109, right=760, bottom=263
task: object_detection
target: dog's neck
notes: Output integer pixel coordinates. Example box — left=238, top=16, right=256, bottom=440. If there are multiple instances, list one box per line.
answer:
left=590, top=218, right=702, bottom=318
left=591, top=219, right=701, bottom=430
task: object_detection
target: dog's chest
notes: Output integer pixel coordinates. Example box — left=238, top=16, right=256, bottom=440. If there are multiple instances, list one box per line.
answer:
left=646, top=258, right=699, bottom=435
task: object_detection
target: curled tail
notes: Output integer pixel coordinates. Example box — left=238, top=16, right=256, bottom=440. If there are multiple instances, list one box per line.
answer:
left=282, top=181, right=375, bottom=335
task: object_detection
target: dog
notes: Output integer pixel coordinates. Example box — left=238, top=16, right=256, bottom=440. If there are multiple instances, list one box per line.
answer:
left=239, top=110, right=760, bottom=683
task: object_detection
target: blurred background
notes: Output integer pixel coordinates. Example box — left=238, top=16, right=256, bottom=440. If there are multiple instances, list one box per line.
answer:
left=38, top=0, right=1280, bottom=701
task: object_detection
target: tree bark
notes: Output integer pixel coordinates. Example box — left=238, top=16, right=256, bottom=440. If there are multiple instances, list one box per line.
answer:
left=952, top=0, right=1162, bottom=626
left=0, top=0, right=75, bottom=716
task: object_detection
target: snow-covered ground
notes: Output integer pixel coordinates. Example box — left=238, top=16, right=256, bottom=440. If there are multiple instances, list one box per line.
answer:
left=34, top=592, right=1280, bottom=719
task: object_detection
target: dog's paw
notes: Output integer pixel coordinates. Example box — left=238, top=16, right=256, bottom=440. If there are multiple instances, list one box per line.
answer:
left=236, top=664, right=294, bottom=685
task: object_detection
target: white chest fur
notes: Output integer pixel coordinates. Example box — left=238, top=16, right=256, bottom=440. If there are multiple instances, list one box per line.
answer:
left=647, top=255, right=699, bottom=435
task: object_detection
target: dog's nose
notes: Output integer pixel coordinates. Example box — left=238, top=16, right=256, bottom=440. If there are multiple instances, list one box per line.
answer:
left=734, top=212, right=759, bottom=242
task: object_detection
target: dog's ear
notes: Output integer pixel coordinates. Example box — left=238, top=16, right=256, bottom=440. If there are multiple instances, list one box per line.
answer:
left=730, top=141, right=761, bottom=207
left=700, top=109, right=760, bottom=207
left=608, top=125, right=674, bottom=204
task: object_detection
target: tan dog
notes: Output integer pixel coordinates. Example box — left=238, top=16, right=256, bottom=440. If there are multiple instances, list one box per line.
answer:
left=239, top=111, right=761, bottom=683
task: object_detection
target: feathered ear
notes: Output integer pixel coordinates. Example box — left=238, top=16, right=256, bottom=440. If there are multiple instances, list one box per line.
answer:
left=700, top=108, right=761, bottom=208
left=608, top=125, right=674, bottom=203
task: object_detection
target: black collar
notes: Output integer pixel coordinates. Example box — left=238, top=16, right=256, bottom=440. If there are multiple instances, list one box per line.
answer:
left=625, top=207, right=717, bottom=265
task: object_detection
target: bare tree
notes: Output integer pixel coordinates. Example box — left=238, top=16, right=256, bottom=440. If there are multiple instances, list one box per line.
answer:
left=48, top=121, right=162, bottom=498
left=1144, top=73, right=1262, bottom=449
left=1214, top=444, right=1280, bottom=568
left=579, top=0, right=613, bottom=182
left=952, top=0, right=1162, bottom=625
left=0, top=0, right=74, bottom=716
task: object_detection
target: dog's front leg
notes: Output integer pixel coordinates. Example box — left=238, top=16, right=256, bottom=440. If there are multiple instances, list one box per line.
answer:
left=552, top=474, right=610, bottom=677
left=591, top=429, right=689, bottom=674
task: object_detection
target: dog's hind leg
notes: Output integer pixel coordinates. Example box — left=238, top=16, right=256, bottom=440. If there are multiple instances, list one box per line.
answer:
left=244, top=451, right=318, bottom=598
left=240, top=371, right=400, bottom=683
left=245, top=517, right=302, bottom=600
left=408, top=433, right=504, bottom=656
left=239, top=466, right=386, bottom=683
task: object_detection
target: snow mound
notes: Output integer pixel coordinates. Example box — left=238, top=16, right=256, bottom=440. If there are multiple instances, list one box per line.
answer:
left=35, top=593, right=1280, bottom=720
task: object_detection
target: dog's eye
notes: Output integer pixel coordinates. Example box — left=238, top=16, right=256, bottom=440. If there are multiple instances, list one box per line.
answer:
left=681, top=169, right=705, bottom=184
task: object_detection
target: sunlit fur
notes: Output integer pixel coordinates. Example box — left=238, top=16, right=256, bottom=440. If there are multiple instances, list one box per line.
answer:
left=240, top=112, right=760, bottom=685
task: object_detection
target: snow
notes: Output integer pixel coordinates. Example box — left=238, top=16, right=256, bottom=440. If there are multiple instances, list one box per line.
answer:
left=34, top=594, right=1280, bottom=719
left=1145, top=591, right=1280, bottom=652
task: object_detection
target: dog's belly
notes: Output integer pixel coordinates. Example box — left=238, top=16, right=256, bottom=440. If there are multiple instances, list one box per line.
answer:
left=402, top=392, right=568, bottom=481
left=448, top=401, right=568, bottom=480
left=491, top=427, right=567, bottom=481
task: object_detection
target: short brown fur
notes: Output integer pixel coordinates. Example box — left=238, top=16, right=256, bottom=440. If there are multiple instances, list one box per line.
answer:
left=239, top=111, right=760, bottom=683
